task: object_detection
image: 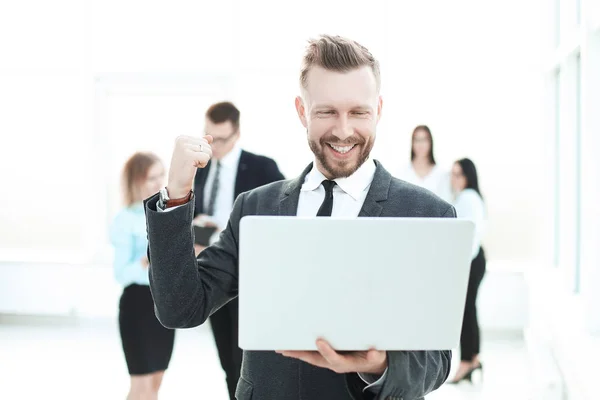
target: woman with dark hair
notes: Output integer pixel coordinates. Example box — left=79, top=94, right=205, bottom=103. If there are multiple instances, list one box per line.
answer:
left=398, top=125, right=452, bottom=202
left=448, top=158, right=486, bottom=384
left=110, top=152, right=175, bottom=399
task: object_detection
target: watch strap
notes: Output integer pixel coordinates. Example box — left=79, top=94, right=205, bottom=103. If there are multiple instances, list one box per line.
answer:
left=165, top=190, right=193, bottom=209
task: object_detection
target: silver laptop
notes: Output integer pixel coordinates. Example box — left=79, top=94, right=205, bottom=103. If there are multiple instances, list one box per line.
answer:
left=238, top=216, right=474, bottom=351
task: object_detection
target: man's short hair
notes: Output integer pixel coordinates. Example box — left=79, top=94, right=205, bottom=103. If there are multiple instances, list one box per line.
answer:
left=300, top=34, right=381, bottom=91
left=206, top=102, right=240, bottom=131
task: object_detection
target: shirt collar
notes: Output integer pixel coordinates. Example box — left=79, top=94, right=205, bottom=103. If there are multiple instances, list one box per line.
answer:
left=301, top=158, right=376, bottom=201
left=218, top=144, right=242, bottom=169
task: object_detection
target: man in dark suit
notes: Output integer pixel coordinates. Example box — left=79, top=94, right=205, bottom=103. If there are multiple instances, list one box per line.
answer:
left=192, top=101, right=284, bottom=399
left=146, top=35, right=453, bottom=399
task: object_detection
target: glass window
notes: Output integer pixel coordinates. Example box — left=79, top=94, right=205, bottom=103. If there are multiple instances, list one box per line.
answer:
left=555, top=0, right=561, bottom=47
left=554, top=69, right=561, bottom=268
left=559, top=0, right=579, bottom=44
left=556, top=55, right=581, bottom=292
left=574, top=53, right=582, bottom=293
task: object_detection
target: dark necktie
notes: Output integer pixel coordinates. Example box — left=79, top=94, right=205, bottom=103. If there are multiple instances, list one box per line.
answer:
left=206, top=161, right=221, bottom=216
left=317, top=180, right=336, bottom=216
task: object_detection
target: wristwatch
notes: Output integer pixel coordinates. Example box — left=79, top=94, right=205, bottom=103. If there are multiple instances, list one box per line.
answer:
left=158, top=187, right=193, bottom=209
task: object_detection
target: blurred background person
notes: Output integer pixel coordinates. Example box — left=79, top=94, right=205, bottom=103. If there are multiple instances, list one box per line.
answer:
left=397, top=125, right=452, bottom=202
left=448, top=157, right=486, bottom=384
left=110, top=152, right=174, bottom=400
left=193, top=101, right=285, bottom=399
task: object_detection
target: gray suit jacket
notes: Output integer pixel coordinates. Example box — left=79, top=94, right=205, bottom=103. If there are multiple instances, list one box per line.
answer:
left=145, top=161, right=455, bottom=400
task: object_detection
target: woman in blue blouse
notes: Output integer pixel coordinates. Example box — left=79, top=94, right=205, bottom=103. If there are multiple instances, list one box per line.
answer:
left=110, top=152, right=174, bottom=399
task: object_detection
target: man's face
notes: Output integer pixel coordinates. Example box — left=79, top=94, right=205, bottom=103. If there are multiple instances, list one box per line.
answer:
left=295, top=66, right=382, bottom=179
left=204, top=119, right=239, bottom=160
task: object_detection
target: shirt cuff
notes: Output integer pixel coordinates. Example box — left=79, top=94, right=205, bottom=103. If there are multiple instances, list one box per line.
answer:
left=157, top=203, right=184, bottom=212
left=358, top=368, right=388, bottom=393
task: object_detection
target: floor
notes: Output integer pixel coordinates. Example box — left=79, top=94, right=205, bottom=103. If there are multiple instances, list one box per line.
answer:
left=0, top=315, right=532, bottom=399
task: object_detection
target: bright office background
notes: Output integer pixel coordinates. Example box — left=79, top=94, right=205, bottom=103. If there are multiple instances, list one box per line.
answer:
left=0, top=0, right=599, bottom=398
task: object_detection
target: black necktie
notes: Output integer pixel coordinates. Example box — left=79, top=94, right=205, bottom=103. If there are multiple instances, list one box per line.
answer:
left=206, top=161, right=221, bottom=216
left=317, top=180, right=336, bottom=216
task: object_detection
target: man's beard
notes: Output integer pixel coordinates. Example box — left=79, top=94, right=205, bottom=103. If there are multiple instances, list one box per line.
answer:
left=308, top=133, right=373, bottom=179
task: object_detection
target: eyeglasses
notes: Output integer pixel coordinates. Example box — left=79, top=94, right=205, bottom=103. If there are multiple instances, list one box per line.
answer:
left=206, top=130, right=239, bottom=145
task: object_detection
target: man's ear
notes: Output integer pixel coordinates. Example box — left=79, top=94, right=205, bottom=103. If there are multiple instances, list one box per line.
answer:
left=376, top=95, right=383, bottom=123
left=295, top=96, right=308, bottom=128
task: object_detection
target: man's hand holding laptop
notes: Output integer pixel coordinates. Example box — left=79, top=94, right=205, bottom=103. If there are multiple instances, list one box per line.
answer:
left=277, top=338, right=387, bottom=375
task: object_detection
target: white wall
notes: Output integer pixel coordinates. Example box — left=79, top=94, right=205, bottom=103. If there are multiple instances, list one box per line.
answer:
left=0, top=0, right=543, bottom=320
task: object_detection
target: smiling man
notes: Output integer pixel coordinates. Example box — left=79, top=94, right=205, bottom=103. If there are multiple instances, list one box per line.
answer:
left=145, top=35, right=455, bottom=400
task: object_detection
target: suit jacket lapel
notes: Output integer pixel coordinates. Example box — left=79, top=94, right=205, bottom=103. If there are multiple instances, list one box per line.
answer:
left=358, top=160, right=390, bottom=217
left=234, top=150, right=249, bottom=199
left=279, top=163, right=314, bottom=216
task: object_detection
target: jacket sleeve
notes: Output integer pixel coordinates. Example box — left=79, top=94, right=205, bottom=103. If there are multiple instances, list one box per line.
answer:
left=377, top=350, right=451, bottom=399
left=145, top=192, right=245, bottom=328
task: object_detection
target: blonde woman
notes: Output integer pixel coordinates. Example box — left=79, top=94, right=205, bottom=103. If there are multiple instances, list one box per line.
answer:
left=110, top=152, right=174, bottom=400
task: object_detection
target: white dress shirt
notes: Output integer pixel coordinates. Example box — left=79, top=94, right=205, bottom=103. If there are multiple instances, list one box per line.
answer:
left=397, top=162, right=452, bottom=203
left=453, top=188, right=485, bottom=259
left=201, top=145, right=242, bottom=242
left=297, top=158, right=376, bottom=218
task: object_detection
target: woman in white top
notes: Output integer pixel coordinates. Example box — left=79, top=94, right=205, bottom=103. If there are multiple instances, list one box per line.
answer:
left=397, top=125, right=452, bottom=202
left=448, top=158, right=486, bottom=384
